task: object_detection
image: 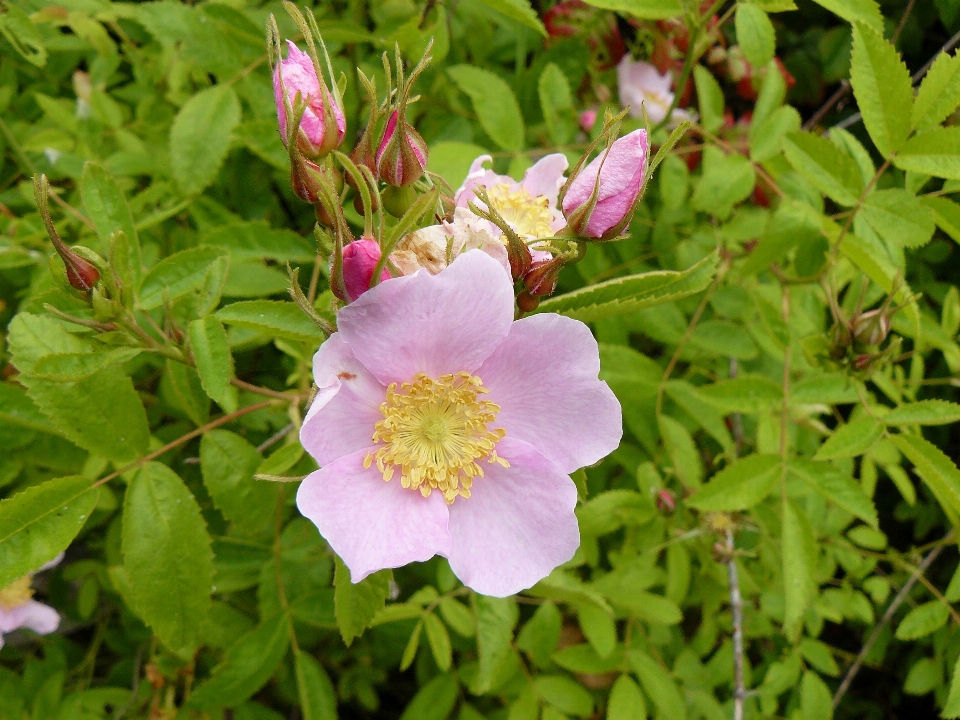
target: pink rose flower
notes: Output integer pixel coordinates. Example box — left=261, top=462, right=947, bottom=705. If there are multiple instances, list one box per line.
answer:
left=0, top=554, right=62, bottom=649
left=455, top=154, right=569, bottom=246
left=273, top=41, right=346, bottom=159
left=392, top=207, right=510, bottom=277
left=297, top=251, right=622, bottom=596
left=562, top=129, right=648, bottom=239
left=342, top=239, right=391, bottom=302
left=616, top=57, right=692, bottom=125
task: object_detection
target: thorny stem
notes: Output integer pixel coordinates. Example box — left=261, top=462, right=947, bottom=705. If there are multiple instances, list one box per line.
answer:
left=832, top=538, right=949, bottom=709
left=93, top=400, right=275, bottom=487
left=726, top=528, right=746, bottom=720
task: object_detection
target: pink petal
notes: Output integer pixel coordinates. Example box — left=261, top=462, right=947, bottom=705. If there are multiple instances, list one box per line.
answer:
left=337, top=250, right=514, bottom=385
left=301, top=334, right=385, bottom=467
left=0, top=601, right=60, bottom=635
left=296, top=449, right=452, bottom=581
left=455, top=155, right=515, bottom=209
left=520, top=153, right=568, bottom=208
left=478, top=313, right=622, bottom=473
left=447, top=437, right=579, bottom=597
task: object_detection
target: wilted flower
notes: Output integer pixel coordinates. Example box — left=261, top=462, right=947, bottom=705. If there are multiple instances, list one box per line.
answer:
left=392, top=207, right=510, bottom=277
left=617, top=57, right=692, bottom=125
left=297, top=250, right=622, bottom=596
left=342, top=239, right=391, bottom=302
left=0, top=555, right=62, bottom=650
left=455, top=154, right=568, bottom=251
left=562, top=129, right=648, bottom=239
left=274, top=41, right=346, bottom=159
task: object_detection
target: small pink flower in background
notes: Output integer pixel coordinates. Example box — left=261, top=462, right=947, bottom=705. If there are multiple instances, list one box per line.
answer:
left=274, top=41, right=346, bottom=159
left=297, top=251, right=621, bottom=597
left=376, top=111, right=429, bottom=186
left=562, top=129, right=649, bottom=239
left=392, top=207, right=510, bottom=277
left=0, top=554, right=62, bottom=650
left=617, top=56, right=692, bottom=125
left=342, top=239, right=391, bottom=302
left=455, top=154, right=569, bottom=246
left=579, top=109, right=598, bottom=133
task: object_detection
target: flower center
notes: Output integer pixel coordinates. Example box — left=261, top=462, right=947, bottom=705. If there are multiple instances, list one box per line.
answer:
left=486, top=183, right=555, bottom=240
left=364, top=372, right=508, bottom=503
left=0, top=575, right=34, bottom=610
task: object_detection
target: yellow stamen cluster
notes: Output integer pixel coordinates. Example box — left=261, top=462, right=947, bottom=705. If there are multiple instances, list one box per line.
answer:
left=364, top=372, right=509, bottom=503
left=486, top=183, right=555, bottom=240
left=0, top=575, right=34, bottom=610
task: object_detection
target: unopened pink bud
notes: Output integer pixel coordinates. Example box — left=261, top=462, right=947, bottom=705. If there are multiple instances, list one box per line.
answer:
left=273, top=41, right=346, bottom=159
left=376, top=111, right=428, bottom=187
left=342, top=239, right=391, bottom=301
left=579, top=109, right=598, bottom=133
left=562, top=129, right=648, bottom=239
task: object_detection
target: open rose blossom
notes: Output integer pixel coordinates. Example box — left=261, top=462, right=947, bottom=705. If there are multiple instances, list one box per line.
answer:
left=617, top=56, right=692, bottom=125
left=562, top=129, right=649, bottom=238
left=391, top=207, right=510, bottom=277
left=0, top=554, right=62, bottom=649
left=297, top=250, right=622, bottom=596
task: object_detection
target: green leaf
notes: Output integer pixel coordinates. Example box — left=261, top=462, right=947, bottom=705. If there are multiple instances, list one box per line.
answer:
left=580, top=0, right=681, bottom=17
left=187, top=614, right=290, bottom=709
left=749, top=105, right=802, bottom=162
left=890, top=434, right=960, bottom=518
left=577, top=602, right=616, bottom=658
left=894, top=127, right=960, bottom=179
left=850, top=22, right=912, bottom=158
left=691, top=148, right=755, bottom=219
left=217, top=300, right=326, bottom=344
left=333, top=556, right=391, bottom=646
left=693, top=66, right=725, bottom=135
left=813, top=0, right=882, bottom=31
left=789, top=458, right=878, bottom=527
left=801, top=671, right=833, bottom=720
left=401, top=619, right=423, bottom=671
left=895, top=600, right=950, bottom=640
left=425, top=612, right=453, bottom=671
left=80, top=161, right=141, bottom=281
left=427, top=141, right=491, bottom=189
left=0, top=476, right=98, bottom=587
left=884, top=400, right=960, bottom=426
left=475, top=595, right=518, bottom=693
left=659, top=415, right=703, bottom=488
left=200, top=430, right=277, bottom=532
left=536, top=251, right=718, bottom=322
left=8, top=314, right=151, bottom=464
left=860, top=189, right=935, bottom=249
left=517, top=601, right=562, bottom=667
left=696, top=375, right=783, bottom=413
left=448, top=65, right=524, bottom=152
left=257, top=443, right=303, bottom=477
left=476, top=0, right=546, bottom=35
left=170, top=85, right=241, bottom=195
left=782, top=131, right=862, bottom=207
left=782, top=498, right=818, bottom=634
left=536, top=676, right=594, bottom=717
left=552, top=643, right=622, bottom=675
left=735, top=5, right=775, bottom=68
left=944, top=656, right=960, bottom=718
left=912, top=50, right=960, bottom=130
left=922, top=195, right=960, bottom=243
left=814, top=417, right=884, bottom=460
left=189, top=316, right=236, bottom=411
left=576, top=490, right=655, bottom=537
left=607, top=676, right=647, bottom=720
left=201, top=221, right=315, bottom=262
left=123, top=463, right=214, bottom=652
left=665, top=380, right=733, bottom=451
left=539, top=63, right=576, bottom=145
left=139, top=246, right=228, bottom=310
left=904, top=658, right=940, bottom=696
left=0, top=4, right=47, bottom=66
left=294, top=649, right=337, bottom=720
left=688, top=454, right=781, bottom=511
left=164, top=360, right=209, bottom=426
left=32, top=348, right=143, bottom=382
left=399, top=674, right=459, bottom=720
left=628, top=651, right=686, bottom=720
left=439, top=597, right=475, bottom=637
left=800, top=639, right=840, bottom=677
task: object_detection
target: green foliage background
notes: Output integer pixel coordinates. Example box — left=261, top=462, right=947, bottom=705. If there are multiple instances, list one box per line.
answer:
left=4, top=0, right=960, bottom=719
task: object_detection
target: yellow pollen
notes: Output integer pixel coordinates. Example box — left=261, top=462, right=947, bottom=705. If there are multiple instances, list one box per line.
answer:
left=364, top=372, right=509, bottom=504
left=486, top=183, right=556, bottom=240
left=0, top=575, right=34, bottom=610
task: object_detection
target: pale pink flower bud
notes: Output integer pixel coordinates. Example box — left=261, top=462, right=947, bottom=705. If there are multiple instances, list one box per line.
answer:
left=376, top=111, right=428, bottom=186
left=562, top=129, right=648, bottom=239
left=273, top=41, right=346, bottom=159
left=579, top=109, right=598, bottom=133
left=342, top=239, right=390, bottom=301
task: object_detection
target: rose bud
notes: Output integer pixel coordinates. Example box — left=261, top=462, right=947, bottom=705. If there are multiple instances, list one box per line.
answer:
left=561, top=129, right=649, bottom=239
left=273, top=40, right=346, bottom=159
left=524, top=256, right=565, bottom=297
left=852, top=308, right=891, bottom=347
left=376, top=110, right=428, bottom=187
left=342, top=239, right=391, bottom=302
